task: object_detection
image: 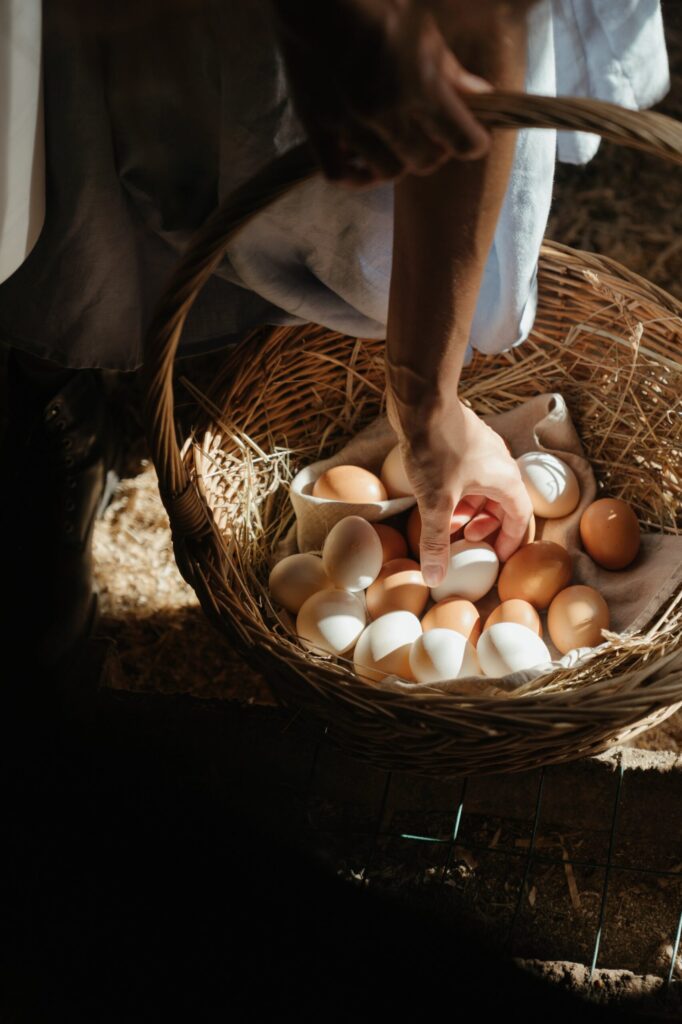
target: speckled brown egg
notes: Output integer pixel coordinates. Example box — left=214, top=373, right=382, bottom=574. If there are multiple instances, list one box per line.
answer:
left=483, top=599, right=542, bottom=637
left=548, top=585, right=610, bottom=654
left=373, top=523, right=408, bottom=564
left=579, top=498, right=640, bottom=570
left=421, top=597, right=481, bottom=645
left=365, top=558, right=429, bottom=619
left=497, top=541, right=572, bottom=610
left=313, top=465, right=387, bottom=503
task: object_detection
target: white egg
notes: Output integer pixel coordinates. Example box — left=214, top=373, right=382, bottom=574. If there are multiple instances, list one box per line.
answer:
left=431, top=540, right=499, bottom=603
left=516, top=452, right=580, bottom=519
left=268, top=553, right=333, bottom=614
left=380, top=444, right=413, bottom=499
left=353, top=611, right=422, bottom=683
left=322, top=515, right=383, bottom=592
left=409, top=629, right=480, bottom=684
left=296, top=589, right=366, bottom=656
left=477, top=622, right=552, bottom=677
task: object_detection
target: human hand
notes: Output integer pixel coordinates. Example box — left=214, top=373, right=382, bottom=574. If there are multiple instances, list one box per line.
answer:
left=387, top=392, right=532, bottom=586
left=269, top=0, right=493, bottom=187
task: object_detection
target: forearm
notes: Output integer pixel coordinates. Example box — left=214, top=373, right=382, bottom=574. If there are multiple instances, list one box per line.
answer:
left=386, top=8, right=528, bottom=437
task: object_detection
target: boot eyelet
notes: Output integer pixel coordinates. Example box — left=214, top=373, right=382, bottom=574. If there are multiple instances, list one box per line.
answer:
left=47, top=404, right=61, bottom=418
left=56, top=420, right=66, bottom=431
left=65, top=523, right=75, bottom=534
left=64, top=456, right=74, bottom=467
left=65, top=500, right=76, bottom=512
left=62, top=438, right=73, bottom=449
left=68, top=478, right=76, bottom=489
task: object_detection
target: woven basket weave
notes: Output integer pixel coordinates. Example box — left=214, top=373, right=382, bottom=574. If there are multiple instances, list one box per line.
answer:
left=144, top=93, right=682, bottom=777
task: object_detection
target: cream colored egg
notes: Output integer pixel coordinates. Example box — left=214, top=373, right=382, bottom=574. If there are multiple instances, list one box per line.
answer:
left=409, top=629, right=480, bottom=684
left=477, top=622, right=551, bottom=678
left=380, top=444, right=413, bottom=499
left=268, top=553, right=333, bottom=614
left=296, top=589, right=366, bottom=656
left=431, top=540, right=499, bottom=603
left=353, top=611, right=422, bottom=683
left=516, top=452, right=580, bottom=519
left=322, top=515, right=383, bottom=592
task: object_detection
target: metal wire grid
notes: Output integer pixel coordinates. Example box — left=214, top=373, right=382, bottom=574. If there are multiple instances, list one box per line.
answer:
left=302, top=736, right=682, bottom=1003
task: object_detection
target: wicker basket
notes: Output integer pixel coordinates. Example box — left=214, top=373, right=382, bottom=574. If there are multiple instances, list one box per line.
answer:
left=144, top=93, right=682, bottom=777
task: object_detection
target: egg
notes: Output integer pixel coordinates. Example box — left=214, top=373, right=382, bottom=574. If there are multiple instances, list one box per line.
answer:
left=268, top=553, right=334, bottom=614
left=373, top=523, right=408, bottom=563
left=516, top=452, right=580, bottom=519
left=322, top=515, right=383, bottom=592
left=296, top=589, right=366, bottom=656
left=547, top=585, right=610, bottom=654
left=497, top=541, right=572, bottom=610
left=477, top=622, right=552, bottom=678
left=579, top=498, right=640, bottom=570
left=380, top=445, right=413, bottom=498
left=313, top=465, right=387, bottom=503
left=483, top=599, right=542, bottom=637
left=366, top=558, right=429, bottom=619
left=431, top=540, right=499, bottom=603
left=353, top=611, right=422, bottom=683
left=421, top=598, right=481, bottom=645
left=409, top=629, right=480, bottom=684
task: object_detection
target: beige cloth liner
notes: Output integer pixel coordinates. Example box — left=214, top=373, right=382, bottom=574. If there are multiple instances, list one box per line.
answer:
left=280, top=393, right=682, bottom=697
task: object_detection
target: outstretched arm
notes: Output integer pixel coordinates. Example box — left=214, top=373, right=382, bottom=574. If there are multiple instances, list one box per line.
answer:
left=386, top=3, right=534, bottom=586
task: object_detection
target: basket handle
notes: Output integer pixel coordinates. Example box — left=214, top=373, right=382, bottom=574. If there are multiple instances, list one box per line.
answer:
left=143, top=91, right=682, bottom=542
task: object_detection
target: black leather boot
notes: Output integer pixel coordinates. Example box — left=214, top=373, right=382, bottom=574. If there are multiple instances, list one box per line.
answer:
left=1, top=354, right=119, bottom=670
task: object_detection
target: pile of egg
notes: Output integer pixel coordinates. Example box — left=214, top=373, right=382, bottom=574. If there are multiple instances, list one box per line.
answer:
left=268, top=444, right=642, bottom=686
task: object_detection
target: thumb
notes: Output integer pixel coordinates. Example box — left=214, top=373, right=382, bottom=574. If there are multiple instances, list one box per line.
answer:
left=418, top=496, right=455, bottom=588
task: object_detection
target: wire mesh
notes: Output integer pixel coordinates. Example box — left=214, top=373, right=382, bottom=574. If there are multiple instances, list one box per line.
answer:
left=299, top=726, right=682, bottom=1013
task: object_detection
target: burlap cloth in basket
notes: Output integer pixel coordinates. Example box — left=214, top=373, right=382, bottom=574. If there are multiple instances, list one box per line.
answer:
left=278, top=394, right=682, bottom=698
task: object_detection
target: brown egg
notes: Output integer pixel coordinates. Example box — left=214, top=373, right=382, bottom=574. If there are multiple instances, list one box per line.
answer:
left=498, top=541, right=572, bottom=610
left=313, top=465, right=387, bottom=503
left=483, top=599, right=542, bottom=637
left=366, top=558, right=429, bottom=620
left=579, top=498, right=640, bottom=570
left=421, top=598, right=481, bottom=644
left=373, top=523, right=408, bottom=564
left=380, top=445, right=413, bottom=499
left=547, top=585, right=610, bottom=654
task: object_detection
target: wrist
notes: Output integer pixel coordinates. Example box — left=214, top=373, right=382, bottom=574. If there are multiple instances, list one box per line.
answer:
left=386, top=354, right=463, bottom=420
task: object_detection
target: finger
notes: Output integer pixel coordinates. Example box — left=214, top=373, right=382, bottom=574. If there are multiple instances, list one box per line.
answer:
left=427, top=57, right=491, bottom=160
left=463, top=511, right=501, bottom=542
left=418, top=496, right=456, bottom=588
left=312, top=123, right=403, bottom=186
left=491, top=486, right=534, bottom=563
left=450, top=494, right=485, bottom=531
left=338, top=122, right=404, bottom=183
left=314, top=135, right=379, bottom=186
left=374, top=112, right=450, bottom=176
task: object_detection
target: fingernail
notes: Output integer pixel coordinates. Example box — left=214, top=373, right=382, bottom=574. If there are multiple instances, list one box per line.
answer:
left=459, top=72, right=494, bottom=94
left=422, top=564, right=443, bottom=587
